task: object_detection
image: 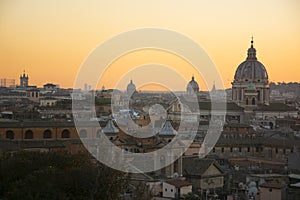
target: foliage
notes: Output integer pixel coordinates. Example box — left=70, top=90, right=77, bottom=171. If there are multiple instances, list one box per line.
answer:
left=0, top=151, right=129, bottom=200
left=182, top=192, right=200, bottom=200
left=95, top=97, right=111, bottom=105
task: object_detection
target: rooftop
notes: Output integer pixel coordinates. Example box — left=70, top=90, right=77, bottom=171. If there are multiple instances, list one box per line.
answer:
left=165, top=179, right=192, bottom=188
left=259, top=182, right=286, bottom=189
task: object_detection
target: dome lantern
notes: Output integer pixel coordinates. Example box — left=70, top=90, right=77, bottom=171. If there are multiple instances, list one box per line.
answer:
left=234, top=38, right=268, bottom=82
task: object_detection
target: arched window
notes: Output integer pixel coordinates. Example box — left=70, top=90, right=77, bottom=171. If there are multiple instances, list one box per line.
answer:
left=174, top=157, right=179, bottom=173
left=79, top=129, right=87, bottom=138
left=246, top=98, right=249, bottom=105
left=6, top=130, right=14, bottom=139
left=43, top=129, right=52, bottom=139
left=252, top=98, right=256, bottom=105
left=25, top=130, right=33, bottom=139
left=61, top=129, right=70, bottom=138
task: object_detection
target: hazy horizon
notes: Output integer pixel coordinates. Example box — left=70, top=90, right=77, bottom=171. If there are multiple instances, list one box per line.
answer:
left=1, top=0, right=299, bottom=91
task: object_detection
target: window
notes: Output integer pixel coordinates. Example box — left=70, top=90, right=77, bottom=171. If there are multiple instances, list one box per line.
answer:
left=171, top=189, right=173, bottom=192
left=252, top=98, right=255, bottom=105
left=61, top=129, right=70, bottom=138
left=160, top=156, right=166, bottom=175
left=283, top=149, right=286, bottom=155
left=25, top=130, right=33, bottom=139
left=79, top=129, right=87, bottom=138
left=256, top=147, right=259, bottom=152
left=96, top=129, right=102, bottom=138
left=212, top=148, right=216, bottom=153
left=275, top=148, right=278, bottom=154
left=221, top=147, right=224, bottom=153
left=43, top=129, right=52, bottom=139
left=165, top=188, right=167, bottom=192
left=247, top=147, right=250, bottom=152
left=230, top=147, right=233, bottom=152
left=6, top=130, right=14, bottom=139
left=239, top=147, right=242, bottom=152
left=174, top=158, right=179, bottom=173
left=268, top=150, right=272, bottom=158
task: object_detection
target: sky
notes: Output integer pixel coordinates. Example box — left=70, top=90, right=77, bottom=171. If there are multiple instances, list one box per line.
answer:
left=0, top=0, right=299, bottom=91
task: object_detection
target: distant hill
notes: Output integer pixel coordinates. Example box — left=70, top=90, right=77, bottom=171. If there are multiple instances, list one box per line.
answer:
left=270, top=82, right=300, bottom=97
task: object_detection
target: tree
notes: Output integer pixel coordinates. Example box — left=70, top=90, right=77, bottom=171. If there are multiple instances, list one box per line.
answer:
left=182, top=192, right=200, bottom=200
left=0, top=151, right=129, bottom=200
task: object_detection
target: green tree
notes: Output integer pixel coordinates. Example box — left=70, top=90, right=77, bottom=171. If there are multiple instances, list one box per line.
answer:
left=182, top=192, right=200, bottom=200
left=0, top=151, right=129, bottom=200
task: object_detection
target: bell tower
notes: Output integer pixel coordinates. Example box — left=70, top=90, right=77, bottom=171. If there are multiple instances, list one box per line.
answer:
left=20, top=70, right=29, bottom=88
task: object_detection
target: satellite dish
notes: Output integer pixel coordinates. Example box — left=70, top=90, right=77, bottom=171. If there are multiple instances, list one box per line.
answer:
left=248, top=187, right=258, bottom=197
left=173, top=172, right=179, bottom=178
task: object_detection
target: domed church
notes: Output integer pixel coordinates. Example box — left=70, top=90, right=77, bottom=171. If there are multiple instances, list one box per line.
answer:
left=126, top=79, right=136, bottom=95
left=232, top=38, right=270, bottom=107
left=186, top=76, right=199, bottom=95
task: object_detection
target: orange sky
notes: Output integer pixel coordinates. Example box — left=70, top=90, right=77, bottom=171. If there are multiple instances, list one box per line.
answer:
left=0, top=0, right=299, bottom=91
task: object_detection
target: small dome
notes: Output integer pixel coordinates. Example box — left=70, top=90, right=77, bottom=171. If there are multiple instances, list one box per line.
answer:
left=126, top=79, right=136, bottom=95
left=102, top=119, right=119, bottom=134
left=159, top=118, right=176, bottom=136
left=186, top=76, right=199, bottom=95
left=234, top=39, right=268, bottom=82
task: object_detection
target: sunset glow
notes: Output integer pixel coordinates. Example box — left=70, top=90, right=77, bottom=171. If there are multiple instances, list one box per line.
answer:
left=0, top=0, right=299, bottom=90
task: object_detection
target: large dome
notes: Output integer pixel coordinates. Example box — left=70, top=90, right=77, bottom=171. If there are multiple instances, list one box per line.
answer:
left=126, top=79, right=136, bottom=95
left=186, top=76, right=199, bottom=95
left=234, top=40, right=268, bottom=82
